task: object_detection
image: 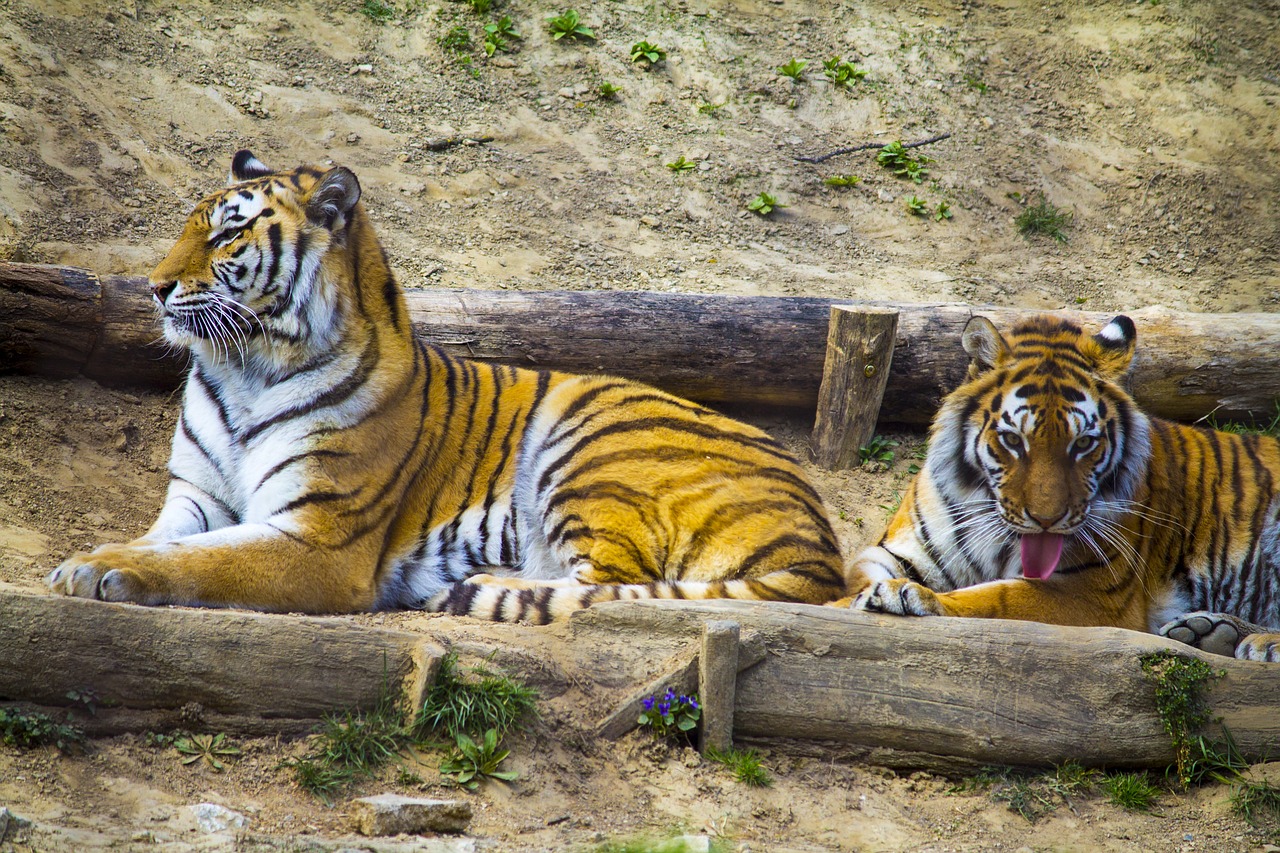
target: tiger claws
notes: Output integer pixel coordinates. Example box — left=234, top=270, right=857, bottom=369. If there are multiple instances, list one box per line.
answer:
left=851, top=578, right=944, bottom=617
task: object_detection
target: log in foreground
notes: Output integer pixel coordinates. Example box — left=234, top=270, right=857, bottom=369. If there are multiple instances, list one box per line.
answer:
left=2, top=261, right=1279, bottom=424
left=572, top=600, right=1280, bottom=769
left=0, top=589, right=441, bottom=735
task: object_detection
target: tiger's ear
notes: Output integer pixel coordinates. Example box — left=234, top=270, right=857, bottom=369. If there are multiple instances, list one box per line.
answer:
left=305, top=167, right=362, bottom=233
left=1082, top=315, right=1137, bottom=379
left=229, top=149, right=272, bottom=184
left=961, top=315, right=1011, bottom=373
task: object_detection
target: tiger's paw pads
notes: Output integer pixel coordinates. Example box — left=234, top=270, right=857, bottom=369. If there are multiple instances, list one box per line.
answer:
left=1158, top=611, right=1247, bottom=658
left=851, top=578, right=942, bottom=617
left=1236, top=633, right=1280, bottom=663
left=46, top=555, right=149, bottom=603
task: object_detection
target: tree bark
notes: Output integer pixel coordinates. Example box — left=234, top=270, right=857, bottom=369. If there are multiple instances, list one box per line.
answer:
left=3, top=261, right=1279, bottom=425
left=810, top=306, right=900, bottom=468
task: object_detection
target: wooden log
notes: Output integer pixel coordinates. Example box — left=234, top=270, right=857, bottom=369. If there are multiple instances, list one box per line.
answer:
left=698, top=620, right=740, bottom=754
left=810, top=306, right=899, bottom=469
left=0, top=589, right=442, bottom=736
left=571, top=599, right=1280, bottom=768
left=3, top=261, right=1280, bottom=424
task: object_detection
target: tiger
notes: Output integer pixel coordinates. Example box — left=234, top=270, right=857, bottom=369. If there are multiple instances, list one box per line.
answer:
left=847, top=313, right=1280, bottom=662
left=46, top=150, right=847, bottom=623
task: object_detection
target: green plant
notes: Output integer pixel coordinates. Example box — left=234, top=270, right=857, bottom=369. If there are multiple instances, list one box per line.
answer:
left=1189, top=24, right=1218, bottom=64
left=906, top=195, right=928, bottom=216
left=599, top=81, right=622, bottom=100
left=859, top=434, right=899, bottom=465
left=638, top=688, right=700, bottom=743
left=359, top=0, right=396, bottom=23
left=878, top=490, right=903, bottom=515
left=1232, top=779, right=1280, bottom=826
left=1015, top=195, right=1073, bottom=243
left=706, top=746, right=771, bottom=787
left=0, top=708, right=84, bottom=751
left=1208, top=404, right=1280, bottom=438
left=963, top=73, right=988, bottom=93
left=698, top=100, right=727, bottom=115
left=439, top=24, right=472, bottom=53
left=483, top=17, right=520, bottom=56
left=594, top=836, right=719, bottom=853
left=175, top=733, right=242, bottom=771
left=666, top=156, right=696, bottom=172
left=291, top=689, right=407, bottom=799
left=1140, top=650, right=1220, bottom=789
left=934, top=200, right=953, bottom=221
left=65, top=688, right=101, bottom=715
left=1044, top=761, right=1100, bottom=799
left=823, top=174, right=860, bottom=187
left=440, top=728, right=518, bottom=789
left=993, top=775, right=1056, bottom=822
left=466, top=0, right=492, bottom=13
left=1101, top=771, right=1160, bottom=812
left=823, top=56, right=867, bottom=89
left=876, top=140, right=932, bottom=184
left=630, top=40, right=666, bottom=66
left=413, top=652, right=538, bottom=743
left=777, top=58, right=808, bottom=80
left=547, top=9, right=594, bottom=41
left=747, top=192, right=783, bottom=216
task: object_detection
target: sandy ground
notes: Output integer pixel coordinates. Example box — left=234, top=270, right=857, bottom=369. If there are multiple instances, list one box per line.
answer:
left=1, top=0, right=1279, bottom=849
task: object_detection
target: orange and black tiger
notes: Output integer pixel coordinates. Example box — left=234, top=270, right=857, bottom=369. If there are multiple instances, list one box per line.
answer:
left=849, top=313, right=1280, bottom=662
left=46, top=151, right=846, bottom=622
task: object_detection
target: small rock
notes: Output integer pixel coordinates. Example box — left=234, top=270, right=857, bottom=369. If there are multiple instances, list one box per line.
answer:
left=189, top=803, right=248, bottom=834
left=351, top=795, right=472, bottom=837
left=640, top=215, right=660, bottom=228
left=349, top=63, right=374, bottom=75
left=830, top=224, right=850, bottom=235
left=877, top=189, right=895, bottom=202
left=490, top=56, right=516, bottom=68
left=0, top=808, right=32, bottom=843
left=346, top=133, right=361, bottom=145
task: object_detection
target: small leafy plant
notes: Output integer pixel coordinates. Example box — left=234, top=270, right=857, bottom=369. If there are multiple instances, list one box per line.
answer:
left=876, top=140, right=932, bottom=184
left=630, top=40, right=666, bottom=66
left=697, top=100, right=727, bottom=116
left=1015, top=194, right=1073, bottom=242
left=964, top=73, right=989, bottom=93
left=823, top=174, right=860, bottom=187
left=483, top=17, right=521, bottom=56
left=1140, top=650, right=1219, bottom=789
left=638, top=688, right=700, bottom=742
left=906, top=195, right=928, bottom=216
left=706, top=746, right=771, bottom=787
left=359, top=0, right=396, bottom=24
left=666, top=156, right=696, bottom=172
left=747, top=192, right=783, bottom=216
left=466, top=0, right=492, bottom=13
left=0, top=708, right=84, bottom=751
left=859, top=434, right=899, bottom=465
left=175, top=732, right=242, bottom=771
left=934, top=200, right=953, bottom=221
left=547, top=9, right=594, bottom=42
left=440, top=728, right=518, bottom=789
left=823, top=56, right=867, bottom=89
left=598, top=81, right=622, bottom=100
left=777, top=58, right=808, bottom=80
left=439, top=25, right=472, bottom=53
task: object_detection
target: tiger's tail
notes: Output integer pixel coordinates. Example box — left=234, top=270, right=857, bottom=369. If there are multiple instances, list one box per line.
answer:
left=425, top=570, right=841, bottom=624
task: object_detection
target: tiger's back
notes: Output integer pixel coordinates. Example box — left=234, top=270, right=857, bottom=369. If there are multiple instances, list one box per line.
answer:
left=47, top=151, right=845, bottom=622
left=850, top=313, right=1280, bottom=661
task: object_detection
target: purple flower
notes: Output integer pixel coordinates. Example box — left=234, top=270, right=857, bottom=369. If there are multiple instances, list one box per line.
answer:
left=659, top=701, right=671, bottom=716
left=642, top=697, right=655, bottom=711
left=687, top=697, right=700, bottom=710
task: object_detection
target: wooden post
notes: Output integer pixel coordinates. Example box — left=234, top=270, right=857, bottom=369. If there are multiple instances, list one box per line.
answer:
left=810, top=306, right=900, bottom=469
left=698, top=620, right=740, bottom=754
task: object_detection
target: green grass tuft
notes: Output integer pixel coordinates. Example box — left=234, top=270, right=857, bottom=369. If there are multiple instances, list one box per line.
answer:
left=706, top=746, right=771, bottom=787
left=1102, top=771, right=1160, bottom=812
left=1015, top=195, right=1073, bottom=242
left=413, top=652, right=538, bottom=743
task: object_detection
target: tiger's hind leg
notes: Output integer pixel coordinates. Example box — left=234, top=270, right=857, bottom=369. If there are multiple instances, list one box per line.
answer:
left=1158, top=611, right=1280, bottom=661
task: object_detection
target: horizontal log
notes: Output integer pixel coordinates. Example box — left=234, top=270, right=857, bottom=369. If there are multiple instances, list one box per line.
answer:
left=570, top=599, right=1280, bottom=768
left=2, top=262, right=1279, bottom=423
left=0, top=588, right=440, bottom=735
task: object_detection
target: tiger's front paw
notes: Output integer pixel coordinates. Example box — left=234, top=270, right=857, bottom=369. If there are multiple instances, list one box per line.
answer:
left=46, top=548, right=153, bottom=603
left=851, top=578, right=944, bottom=617
left=1158, top=611, right=1252, bottom=659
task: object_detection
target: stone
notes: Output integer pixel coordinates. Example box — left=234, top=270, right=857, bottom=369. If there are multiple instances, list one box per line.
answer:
left=189, top=803, right=249, bottom=834
left=0, top=808, right=33, bottom=843
left=351, top=795, right=472, bottom=836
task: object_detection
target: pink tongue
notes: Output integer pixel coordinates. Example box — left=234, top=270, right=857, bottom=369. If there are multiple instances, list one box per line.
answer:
left=1021, top=533, right=1065, bottom=579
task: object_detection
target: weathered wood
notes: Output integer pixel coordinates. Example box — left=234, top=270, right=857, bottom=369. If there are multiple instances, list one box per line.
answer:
left=698, top=620, right=740, bottom=754
left=0, top=590, right=441, bottom=735
left=810, top=306, right=899, bottom=469
left=3, top=261, right=1280, bottom=425
left=571, top=599, right=1280, bottom=768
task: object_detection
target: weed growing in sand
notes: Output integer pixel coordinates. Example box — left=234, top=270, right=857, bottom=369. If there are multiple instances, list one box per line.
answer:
left=440, top=727, right=518, bottom=789
left=1015, top=195, right=1072, bottom=242
left=547, top=9, right=594, bottom=42
left=1101, top=771, right=1160, bottom=812
left=483, top=17, right=521, bottom=56
left=630, top=40, right=667, bottom=66
left=859, top=434, right=899, bottom=466
left=823, top=57, right=867, bottom=89
left=174, top=733, right=242, bottom=771
left=778, top=58, right=808, bottom=80
left=359, top=0, right=396, bottom=24
left=1140, top=650, right=1220, bottom=789
left=823, top=174, right=860, bottom=188
left=0, top=708, right=84, bottom=752
left=706, top=746, right=772, bottom=787
left=747, top=192, right=783, bottom=216
left=413, top=652, right=539, bottom=742
left=876, top=140, right=932, bottom=184
left=666, top=156, right=696, bottom=173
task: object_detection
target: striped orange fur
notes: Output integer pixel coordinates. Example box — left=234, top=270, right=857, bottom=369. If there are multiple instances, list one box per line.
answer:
left=47, top=151, right=845, bottom=622
left=849, top=314, right=1280, bottom=662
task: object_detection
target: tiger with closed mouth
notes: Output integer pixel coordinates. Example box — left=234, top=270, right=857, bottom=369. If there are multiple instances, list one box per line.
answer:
left=850, top=313, right=1280, bottom=662
left=46, top=151, right=847, bottom=622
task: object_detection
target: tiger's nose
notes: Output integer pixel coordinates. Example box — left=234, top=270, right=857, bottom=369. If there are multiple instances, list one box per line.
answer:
left=152, top=280, right=178, bottom=305
left=1027, top=510, right=1065, bottom=530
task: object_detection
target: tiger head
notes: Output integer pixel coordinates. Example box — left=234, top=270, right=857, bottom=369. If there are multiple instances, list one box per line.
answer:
left=149, top=150, right=373, bottom=371
left=932, top=314, right=1151, bottom=580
